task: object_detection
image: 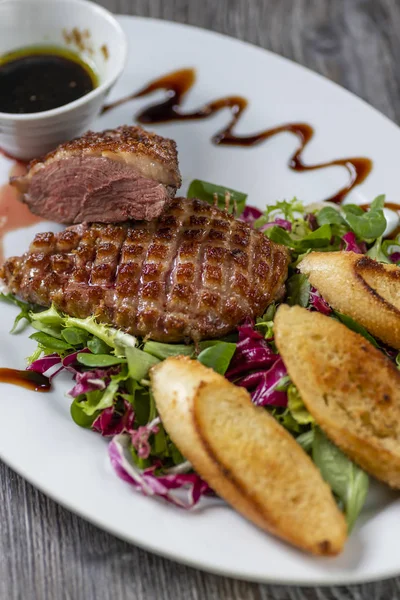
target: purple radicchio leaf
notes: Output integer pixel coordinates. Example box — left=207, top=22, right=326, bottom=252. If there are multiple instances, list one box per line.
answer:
left=130, top=417, right=160, bottom=459
left=226, top=324, right=279, bottom=379
left=309, top=286, right=332, bottom=315
left=109, top=434, right=212, bottom=508
left=390, top=252, right=400, bottom=263
left=239, top=206, right=263, bottom=226
left=62, top=348, right=92, bottom=373
left=305, top=212, right=318, bottom=231
left=342, top=232, right=367, bottom=254
left=27, top=353, right=63, bottom=380
left=259, top=217, right=292, bottom=232
left=93, top=399, right=135, bottom=437
left=236, top=357, right=288, bottom=407
left=68, top=368, right=113, bottom=398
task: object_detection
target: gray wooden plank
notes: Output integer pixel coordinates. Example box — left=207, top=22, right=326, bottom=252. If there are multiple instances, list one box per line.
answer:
left=1, top=1, right=400, bottom=598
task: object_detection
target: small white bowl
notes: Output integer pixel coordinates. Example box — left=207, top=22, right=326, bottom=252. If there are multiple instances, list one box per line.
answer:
left=0, top=0, right=127, bottom=160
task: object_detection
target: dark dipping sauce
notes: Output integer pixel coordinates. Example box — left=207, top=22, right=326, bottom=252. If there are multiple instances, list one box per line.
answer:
left=0, top=368, right=50, bottom=392
left=0, top=46, right=97, bottom=114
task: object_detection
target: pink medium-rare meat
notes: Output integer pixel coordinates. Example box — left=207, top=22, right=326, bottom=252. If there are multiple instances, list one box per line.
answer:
left=1, top=198, right=290, bottom=342
left=11, top=126, right=181, bottom=224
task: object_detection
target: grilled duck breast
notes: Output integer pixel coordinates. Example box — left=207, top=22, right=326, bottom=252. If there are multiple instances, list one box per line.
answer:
left=1, top=198, right=289, bottom=342
left=11, top=126, right=181, bottom=224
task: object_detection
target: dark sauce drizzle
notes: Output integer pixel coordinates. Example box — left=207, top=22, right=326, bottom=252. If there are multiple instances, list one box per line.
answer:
left=102, top=68, right=372, bottom=204
left=0, top=368, right=50, bottom=392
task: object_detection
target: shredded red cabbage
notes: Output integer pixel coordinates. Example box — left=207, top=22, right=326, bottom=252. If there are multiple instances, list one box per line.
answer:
left=342, top=232, right=367, bottom=254
left=93, top=400, right=134, bottom=437
left=109, top=434, right=212, bottom=508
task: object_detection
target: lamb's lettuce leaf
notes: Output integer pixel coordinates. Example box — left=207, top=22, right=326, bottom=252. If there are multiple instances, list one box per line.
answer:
left=312, top=428, right=369, bottom=531
left=187, top=179, right=247, bottom=215
left=197, top=342, right=237, bottom=375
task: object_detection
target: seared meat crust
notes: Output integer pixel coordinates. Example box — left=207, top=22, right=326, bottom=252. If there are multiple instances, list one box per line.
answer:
left=1, top=198, right=289, bottom=342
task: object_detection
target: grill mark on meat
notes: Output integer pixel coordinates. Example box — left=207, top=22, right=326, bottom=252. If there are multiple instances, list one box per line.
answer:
left=121, top=219, right=156, bottom=333
left=163, top=223, right=184, bottom=335
left=1, top=198, right=290, bottom=342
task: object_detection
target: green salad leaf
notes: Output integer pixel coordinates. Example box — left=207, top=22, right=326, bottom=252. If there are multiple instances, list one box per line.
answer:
left=257, top=196, right=388, bottom=262
left=271, top=407, right=302, bottom=434
left=77, top=353, right=127, bottom=368
left=187, top=179, right=247, bottom=215
left=29, top=304, right=64, bottom=326
left=130, top=385, right=152, bottom=425
left=297, top=224, right=333, bottom=249
left=0, top=293, right=36, bottom=333
left=31, top=320, right=63, bottom=339
left=70, top=398, right=98, bottom=428
left=367, top=237, right=391, bottom=263
left=64, top=315, right=136, bottom=350
left=87, top=337, right=111, bottom=355
left=333, top=311, right=379, bottom=347
left=61, top=327, right=90, bottom=346
left=287, top=385, right=314, bottom=425
left=125, top=346, right=160, bottom=381
left=342, top=195, right=386, bottom=240
left=143, top=341, right=194, bottom=360
left=316, top=206, right=347, bottom=227
left=255, top=198, right=304, bottom=226
left=80, top=380, right=120, bottom=416
left=266, top=223, right=333, bottom=252
left=296, top=429, right=314, bottom=453
left=312, top=428, right=369, bottom=531
left=197, top=341, right=237, bottom=375
left=286, top=274, right=310, bottom=307
left=29, top=331, right=72, bottom=352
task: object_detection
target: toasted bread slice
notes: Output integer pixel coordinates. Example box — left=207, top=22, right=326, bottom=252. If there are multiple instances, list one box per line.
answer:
left=150, top=356, right=347, bottom=556
left=298, top=251, right=400, bottom=349
left=275, top=304, right=400, bottom=488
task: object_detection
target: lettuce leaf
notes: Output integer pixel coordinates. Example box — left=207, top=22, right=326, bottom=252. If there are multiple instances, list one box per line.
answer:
left=187, top=179, right=247, bottom=215
left=197, top=342, right=236, bottom=375
left=0, top=293, right=36, bottom=333
left=287, top=385, right=315, bottom=425
left=342, top=195, right=386, bottom=240
left=312, top=428, right=369, bottom=531
left=286, top=273, right=310, bottom=307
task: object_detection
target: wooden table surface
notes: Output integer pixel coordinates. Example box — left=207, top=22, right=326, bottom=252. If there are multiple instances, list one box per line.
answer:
left=1, top=1, right=400, bottom=598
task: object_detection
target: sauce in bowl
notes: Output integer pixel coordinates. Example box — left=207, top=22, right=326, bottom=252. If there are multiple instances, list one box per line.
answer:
left=0, top=46, right=98, bottom=114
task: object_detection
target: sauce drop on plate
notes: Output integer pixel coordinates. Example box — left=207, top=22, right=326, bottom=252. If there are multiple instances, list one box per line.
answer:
left=0, top=368, right=50, bottom=392
left=0, top=46, right=97, bottom=114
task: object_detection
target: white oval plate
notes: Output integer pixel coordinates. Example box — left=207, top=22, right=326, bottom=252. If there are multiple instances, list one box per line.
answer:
left=0, top=16, right=399, bottom=586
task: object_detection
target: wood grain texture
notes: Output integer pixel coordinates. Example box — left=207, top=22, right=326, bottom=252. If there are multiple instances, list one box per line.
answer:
left=1, top=0, right=400, bottom=598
